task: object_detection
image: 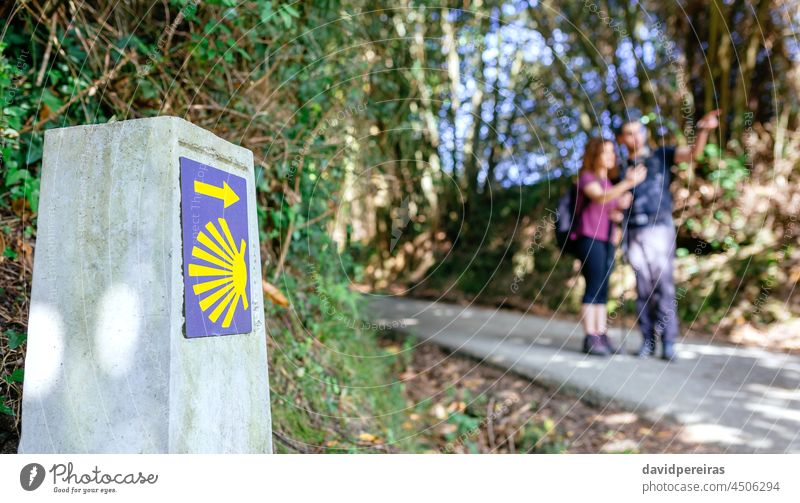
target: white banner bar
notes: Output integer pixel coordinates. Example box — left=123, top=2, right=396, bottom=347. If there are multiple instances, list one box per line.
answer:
left=3, top=454, right=797, bottom=502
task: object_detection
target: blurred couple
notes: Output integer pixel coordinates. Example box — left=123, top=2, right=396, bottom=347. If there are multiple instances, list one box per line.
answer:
left=575, top=110, right=720, bottom=361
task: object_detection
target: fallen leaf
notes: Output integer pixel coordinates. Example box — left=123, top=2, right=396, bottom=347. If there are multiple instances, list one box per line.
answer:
left=604, top=413, right=638, bottom=426
left=438, top=423, right=457, bottom=436
left=431, top=403, right=447, bottom=420
left=19, top=239, right=33, bottom=271
left=446, top=401, right=466, bottom=413
left=463, top=378, right=484, bottom=388
left=38, top=104, right=52, bottom=122
left=399, top=369, right=416, bottom=380
left=11, top=198, right=29, bottom=217
left=262, top=279, right=289, bottom=307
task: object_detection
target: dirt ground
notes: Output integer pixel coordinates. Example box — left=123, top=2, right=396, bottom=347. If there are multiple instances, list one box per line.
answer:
left=394, top=339, right=725, bottom=454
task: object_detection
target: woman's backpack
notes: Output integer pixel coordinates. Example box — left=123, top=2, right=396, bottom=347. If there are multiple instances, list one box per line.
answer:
left=554, top=183, right=582, bottom=256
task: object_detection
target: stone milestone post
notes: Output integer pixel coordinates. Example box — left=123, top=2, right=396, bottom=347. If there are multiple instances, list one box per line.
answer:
left=19, top=116, right=272, bottom=453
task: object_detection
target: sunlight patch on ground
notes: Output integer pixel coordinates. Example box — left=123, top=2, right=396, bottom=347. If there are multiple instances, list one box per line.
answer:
left=679, top=423, right=756, bottom=447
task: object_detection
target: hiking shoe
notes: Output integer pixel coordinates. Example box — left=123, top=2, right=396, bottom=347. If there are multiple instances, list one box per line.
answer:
left=599, top=333, right=620, bottom=354
left=635, top=339, right=656, bottom=358
left=583, top=334, right=610, bottom=356
left=662, top=341, right=676, bottom=362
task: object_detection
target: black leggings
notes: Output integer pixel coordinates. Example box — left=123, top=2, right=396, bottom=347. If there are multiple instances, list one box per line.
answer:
left=576, top=236, right=614, bottom=304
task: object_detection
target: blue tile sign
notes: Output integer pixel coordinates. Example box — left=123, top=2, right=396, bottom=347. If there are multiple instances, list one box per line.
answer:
left=180, top=157, right=252, bottom=338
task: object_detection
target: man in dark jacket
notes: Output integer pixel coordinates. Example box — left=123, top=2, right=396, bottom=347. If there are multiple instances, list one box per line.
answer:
left=617, top=110, right=720, bottom=361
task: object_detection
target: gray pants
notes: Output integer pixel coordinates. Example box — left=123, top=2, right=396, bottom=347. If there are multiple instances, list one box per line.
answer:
left=624, top=224, right=679, bottom=345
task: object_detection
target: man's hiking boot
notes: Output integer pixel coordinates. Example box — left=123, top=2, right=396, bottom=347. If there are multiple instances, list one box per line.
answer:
left=662, top=341, right=677, bottom=362
left=635, top=338, right=656, bottom=358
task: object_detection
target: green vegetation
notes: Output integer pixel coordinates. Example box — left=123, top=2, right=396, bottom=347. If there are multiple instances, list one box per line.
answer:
left=0, top=0, right=418, bottom=452
left=266, top=256, right=418, bottom=452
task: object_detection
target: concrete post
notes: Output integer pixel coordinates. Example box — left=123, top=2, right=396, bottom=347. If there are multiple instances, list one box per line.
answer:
left=19, top=117, right=272, bottom=453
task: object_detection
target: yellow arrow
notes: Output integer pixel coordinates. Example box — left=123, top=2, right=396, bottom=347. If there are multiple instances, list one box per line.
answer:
left=194, top=180, right=240, bottom=208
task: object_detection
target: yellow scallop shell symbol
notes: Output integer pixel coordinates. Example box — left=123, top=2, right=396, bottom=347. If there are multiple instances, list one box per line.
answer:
left=188, top=217, right=249, bottom=327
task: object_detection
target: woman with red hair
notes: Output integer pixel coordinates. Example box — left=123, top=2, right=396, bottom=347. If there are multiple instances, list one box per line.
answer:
left=575, top=138, right=646, bottom=356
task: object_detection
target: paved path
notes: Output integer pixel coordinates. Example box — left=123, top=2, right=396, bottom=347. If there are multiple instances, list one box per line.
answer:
left=368, top=296, right=800, bottom=453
